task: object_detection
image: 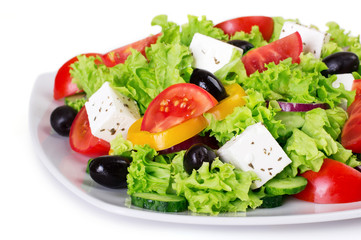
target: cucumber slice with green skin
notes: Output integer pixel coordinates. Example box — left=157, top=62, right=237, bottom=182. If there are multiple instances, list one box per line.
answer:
left=265, top=176, right=308, bottom=195
left=131, top=193, right=188, bottom=212
left=260, top=195, right=284, bottom=208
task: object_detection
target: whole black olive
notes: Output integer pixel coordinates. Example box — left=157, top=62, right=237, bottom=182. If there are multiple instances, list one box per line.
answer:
left=89, top=155, right=130, bottom=189
left=190, top=68, right=227, bottom=101
left=227, top=40, right=254, bottom=54
left=321, top=52, right=360, bottom=76
left=50, top=105, right=77, bottom=136
left=183, top=144, right=217, bottom=174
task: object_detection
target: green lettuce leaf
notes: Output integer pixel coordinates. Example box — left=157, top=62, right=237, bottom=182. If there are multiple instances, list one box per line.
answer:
left=214, top=49, right=247, bottom=85
left=279, top=107, right=359, bottom=176
left=70, top=40, right=193, bottom=114
left=151, top=15, right=180, bottom=44
left=126, top=145, right=172, bottom=195
left=180, top=15, right=228, bottom=46
left=240, top=54, right=355, bottom=108
left=64, top=95, right=86, bottom=112
left=109, top=134, right=134, bottom=158
left=171, top=157, right=264, bottom=215
left=203, top=89, right=283, bottom=145
left=324, top=22, right=361, bottom=58
left=70, top=55, right=117, bottom=97
left=230, top=25, right=268, bottom=48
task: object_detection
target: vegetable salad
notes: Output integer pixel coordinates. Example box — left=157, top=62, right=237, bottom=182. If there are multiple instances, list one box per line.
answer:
left=50, top=15, right=361, bottom=215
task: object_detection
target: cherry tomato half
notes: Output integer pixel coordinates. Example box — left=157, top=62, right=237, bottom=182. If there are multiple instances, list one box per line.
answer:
left=214, top=16, right=274, bottom=42
left=294, top=158, right=361, bottom=204
left=352, top=79, right=361, bottom=96
left=101, top=33, right=161, bottom=67
left=141, top=83, right=218, bottom=133
left=69, top=107, right=110, bottom=157
left=241, top=32, right=303, bottom=76
left=341, top=97, right=361, bottom=153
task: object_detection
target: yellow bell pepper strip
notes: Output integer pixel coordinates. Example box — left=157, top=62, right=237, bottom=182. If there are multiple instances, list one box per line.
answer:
left=127, top=115, right=208, bottom=151
left=206, top=83, right=247, bottom=120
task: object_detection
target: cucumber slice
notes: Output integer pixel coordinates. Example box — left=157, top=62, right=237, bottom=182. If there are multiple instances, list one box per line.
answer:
left=260, top=195, right=284, bottom=208
left=131, top=193, right=188, bottom=212
left=265, top=176, right=307, bottom=195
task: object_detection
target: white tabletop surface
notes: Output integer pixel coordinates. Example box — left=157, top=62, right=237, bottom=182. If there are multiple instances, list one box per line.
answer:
left=2, top=0, right=361, bottom=239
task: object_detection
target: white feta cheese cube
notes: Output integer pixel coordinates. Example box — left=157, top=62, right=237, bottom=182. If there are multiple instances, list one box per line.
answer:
left=189, top=33, right=243, bottom=73
left=85, top=82, right=140, bottom=142
left=332, top=73, right=354, bottom=91
left=279, top=21, right=330, bottom=59
left=217, top=123, right=292, bottom=189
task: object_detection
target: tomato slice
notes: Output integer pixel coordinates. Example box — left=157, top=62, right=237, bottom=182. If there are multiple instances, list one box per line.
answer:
left=241, top=32, right=303, bottom=76
left=53, top=53, right=101, bottom=100
left=342, top=97, right=361, bottom=153
left=214, top=16, right=274, bottom=42
left=352, top=79, right=361, bottom=96
left=101, top=33, right=161, bottom=67
left=69, top=107, right=110, bottom=157
left=141, top=83, right=218, bottom=133
left=128, top=115, right=209, bottom=151
left=294, top=158, right=361, bottom=203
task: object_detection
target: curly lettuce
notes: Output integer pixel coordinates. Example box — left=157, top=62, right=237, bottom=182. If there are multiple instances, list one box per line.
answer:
left=240, top=54, right=355, bottom=108
left=277, top=107, right=359, bottom=177
left=203, top=89, right=283, bottom=145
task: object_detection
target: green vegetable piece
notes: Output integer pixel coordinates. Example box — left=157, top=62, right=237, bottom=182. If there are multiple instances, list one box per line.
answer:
left=265, top=176, right=308, bottom=196
left=260, top=195, right=284, bottom=208
left=131, top=193, right=188, bottom=212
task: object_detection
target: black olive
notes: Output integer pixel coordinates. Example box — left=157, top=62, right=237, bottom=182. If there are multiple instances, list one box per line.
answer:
left=50, top=105, right=77, bottom=136
left=89, top=155, right=130, bottom=189
left=227, top=40, right=254, bottom=54
left=321, top=52, right=359, bottom=76
left=183, top=144, right=217, bottom=174
left=190, top=68, right=227, bottom=101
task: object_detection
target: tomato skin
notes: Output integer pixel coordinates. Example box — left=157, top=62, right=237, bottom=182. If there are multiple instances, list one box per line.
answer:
left=69, top=107, right=110, bottom=157
left=141, top=83, right=218, bottom=133
left=241, top=32, right=303, bottom=76
left=352, top=79, right=361, bottom=96
left=214, top=16, right=274, bottom=42
left=53, top=53, right=101, bottom=100
left=341, top=97, right=361, bottom=153
left=294, top=159, right=361, bottom=204
left=101, top=33, right=161, bottom=67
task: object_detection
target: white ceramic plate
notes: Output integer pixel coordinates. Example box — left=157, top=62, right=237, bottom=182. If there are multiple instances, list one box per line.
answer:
left=30, top=72, right=361, bottom=225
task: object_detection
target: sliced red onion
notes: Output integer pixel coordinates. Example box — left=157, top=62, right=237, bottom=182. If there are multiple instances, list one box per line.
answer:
left=355, top=165, right=361, bottom=173
left=269, top=101, right=329, bottom=112
left=158, top=134, right=219, bottom=155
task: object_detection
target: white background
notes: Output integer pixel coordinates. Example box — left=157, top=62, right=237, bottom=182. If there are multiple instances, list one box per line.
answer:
left=2, top=0, right=361, bottom=239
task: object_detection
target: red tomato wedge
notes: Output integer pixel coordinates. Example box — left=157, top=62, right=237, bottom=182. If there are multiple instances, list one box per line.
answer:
left=242, top=32, right=303, bottom=76
left=69, top=107, right=110, bottom=157
left=53, top=53, right=100, bottom=100
left=141, top=83, right=218, bottom=133
left=294, top=159, right=361, bottom=204
left=341, top=97, right=361, bottom=153
left=101, top=33, right=161, bottom=67
left=214, top=16, right=274, bottom=42
left=53, top=34, right=161, bottom=100
left=352, top=79, right=361, bottom=96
